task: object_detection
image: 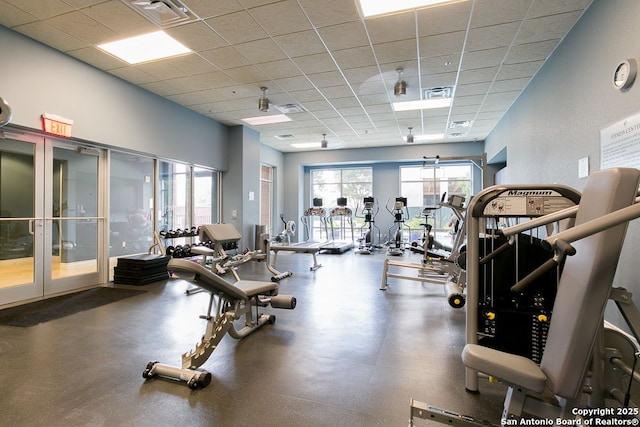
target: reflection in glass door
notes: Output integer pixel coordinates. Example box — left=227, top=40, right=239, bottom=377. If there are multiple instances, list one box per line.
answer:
left=46, top=143, right=103, bottom=295
left=0, top=136, right=40, bottom=305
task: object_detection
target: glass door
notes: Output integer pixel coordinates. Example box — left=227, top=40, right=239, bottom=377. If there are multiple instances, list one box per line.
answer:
left=0, top=134, right=105, bottom=307
left=46, top=141, right=103, bottom=295
left=0, top=134, right=42, bottom=305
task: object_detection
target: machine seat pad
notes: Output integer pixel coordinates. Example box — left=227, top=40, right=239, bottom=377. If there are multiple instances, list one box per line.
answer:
left=190, top=246, right=215, bottom=256
left=168, top=259, right=277, bottom=300
left=234, top=280, right=279, bottom=297
left=462, top=344, right=546, bottom=393
left=199, top=223, right=242, bottom=243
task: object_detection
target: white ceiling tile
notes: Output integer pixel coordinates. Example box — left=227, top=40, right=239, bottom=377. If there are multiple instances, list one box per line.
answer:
left=79, top=1, right=155, bottom=37
left=107, top=66, right=157, bottom=85
left=364, top=11, right=416, bottom=44
left=68, top=46, right=127, bottom=70
left=465, top=22, right=521, bottom=52
left=481, top=91, right=521, bottom=111
left=515, top=11, right=584, bottom=45
left=167, top=21, right=228, bottom=52
left=470, top=0, right=531, bottom=28
left=136, top=61, right=187, bottom=80
left=293, top=53, right=339, bottom=74
left=458, top=67, right=500, bottom=85
left=46, top=11, right=115, bottom=45
left=168, top=89, right=218, bottom=106
left=332, top=46, right=377, bottom=71
left=220, top=65, right=269, bottom=85
left=504, top=39, right=560, bottom=64
left=527, top=0, right=594, bottom=19
left=297, top=0, right=361, bottom=28
left=235, top=38, right=288, bottom=64
left=495, top=60, right=544, bottom=80
left=373, top=39, right=419, bottom=65
left=13, top=20, right=87, bottom=51
left=490, top=77, right=530, bottom=93
left=259, top=59, right=306, bottom=80
left=5, top=0, right=72, bottom=19
left=200, top=46, right=251, bottom=70
left=317, top=21, right=369, bottom=51
left=461, top=47, right=509, bottom=70
left=167, top=54, right=218, bottom=75
left=416, top=1, right=473, bottom=36
left=250, top=0, right=312, bottom=36
left=185, top=0, right=244, bottom=19
left=205, top=10, right=267, bottom=44
left=274, top=30, right=327, bottom=58
left=419, top=31, right=466, bottom=58
left=0, top=0, right=38, bottom=27
left=272, top=76, right=316, bottom=92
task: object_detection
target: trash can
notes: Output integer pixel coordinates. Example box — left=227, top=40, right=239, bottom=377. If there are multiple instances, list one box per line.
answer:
left=255, top=224, right=267, bottom=252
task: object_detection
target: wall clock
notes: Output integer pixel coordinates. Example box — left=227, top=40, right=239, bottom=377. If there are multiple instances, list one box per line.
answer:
left=613, top=58, right=637, bottom=90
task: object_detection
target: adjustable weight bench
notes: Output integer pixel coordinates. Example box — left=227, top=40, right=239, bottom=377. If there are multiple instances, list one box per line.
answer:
left=410, top=168, right=640, bottom=425
left=143, top=258, right=296, bottom=389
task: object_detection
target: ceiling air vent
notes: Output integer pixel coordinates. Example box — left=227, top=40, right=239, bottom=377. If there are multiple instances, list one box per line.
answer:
left=122, top=0, right=198, bottom=28
left=275, top=134, right=295, bottom=140
left=449, top=120, right=472, bottom=129
left=423, top=86, right=454, bottom=100
left=275, top=104, right=305, bottom=114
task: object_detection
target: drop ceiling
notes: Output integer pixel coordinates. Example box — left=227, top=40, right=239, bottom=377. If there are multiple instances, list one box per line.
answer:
left=0, top=0, right=593, bottom=152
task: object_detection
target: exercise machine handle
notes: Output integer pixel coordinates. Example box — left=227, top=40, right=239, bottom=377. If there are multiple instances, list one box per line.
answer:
left=510, top=238, right=575, bottom=293
left=479, top=237, right=513, bottom=265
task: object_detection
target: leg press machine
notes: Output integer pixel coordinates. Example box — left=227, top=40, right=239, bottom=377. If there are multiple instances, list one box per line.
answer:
left=410, top=168, right=640, bottom=425
left=143, top=258, right=296, bottom=389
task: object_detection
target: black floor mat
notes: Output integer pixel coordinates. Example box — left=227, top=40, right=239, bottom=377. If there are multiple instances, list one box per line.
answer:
left=0, top=287, right=147, bottom=327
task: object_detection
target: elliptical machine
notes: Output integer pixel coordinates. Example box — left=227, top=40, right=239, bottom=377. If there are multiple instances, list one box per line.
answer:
left=386, top=197, right=410, bottom=256
left=355, top=197, right=381, bottom=255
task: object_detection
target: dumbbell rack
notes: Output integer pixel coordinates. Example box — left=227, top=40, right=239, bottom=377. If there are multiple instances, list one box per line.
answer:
left=149, top=228, right=200, bottom=257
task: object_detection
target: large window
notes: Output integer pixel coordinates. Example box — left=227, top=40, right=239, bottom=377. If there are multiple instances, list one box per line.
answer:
left=310, top=168, right=372, bottom=241
left=260, top=165, right=274, bottom=233
left=193, top=167, right=219, bottom=226
left=109, top=151, right=154, bottom=276
left=400, top=164, right=472, bottom=241
left=158, top=161, right=191, bottom=234
left=109, top=152, right=154, bottom=256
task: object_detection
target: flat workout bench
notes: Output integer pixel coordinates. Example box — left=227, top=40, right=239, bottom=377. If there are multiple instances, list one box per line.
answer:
left=142, top=258, right=296, bottom=389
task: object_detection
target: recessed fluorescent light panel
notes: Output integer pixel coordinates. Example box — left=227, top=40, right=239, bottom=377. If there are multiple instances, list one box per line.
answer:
left=242, top=114, right=292, bottom=126
left=291, top=142, right=323, bottom=149
left=98, top=31, right=191, bottom=64
left=392, top=98, right=452, bottom=112
left=358, top=0, right=464, bottom=17
left=404, top=133, right=444, bottom=142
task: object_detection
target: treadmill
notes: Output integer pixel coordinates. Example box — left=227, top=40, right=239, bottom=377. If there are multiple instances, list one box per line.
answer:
left=320, top=197, right=354, bottom=254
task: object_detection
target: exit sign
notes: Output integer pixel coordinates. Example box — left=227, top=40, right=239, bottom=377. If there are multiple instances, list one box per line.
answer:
left=42, top=113, right=73, bottom=138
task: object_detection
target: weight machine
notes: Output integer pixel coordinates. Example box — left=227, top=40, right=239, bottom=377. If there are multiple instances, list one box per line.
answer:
left=410, top=168, right=640, bottom=426
left=380, top=194, right=469, bottom=308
